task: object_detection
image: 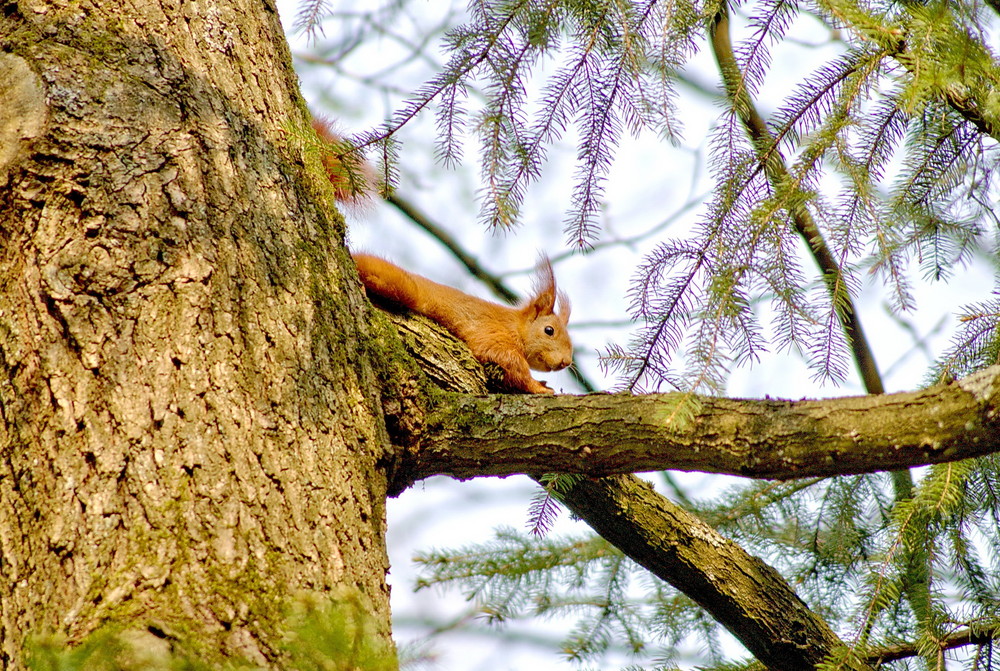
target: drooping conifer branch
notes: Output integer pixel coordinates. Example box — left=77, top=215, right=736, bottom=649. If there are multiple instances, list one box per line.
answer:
left=708, top=5, right=949, bottom=648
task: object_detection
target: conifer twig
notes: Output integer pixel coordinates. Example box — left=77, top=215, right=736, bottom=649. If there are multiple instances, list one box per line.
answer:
left=868, top=625, right=1000, bottom=664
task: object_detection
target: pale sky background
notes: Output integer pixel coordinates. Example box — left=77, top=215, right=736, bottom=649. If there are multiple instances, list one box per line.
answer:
left=273, top=1, right=997, bottom=668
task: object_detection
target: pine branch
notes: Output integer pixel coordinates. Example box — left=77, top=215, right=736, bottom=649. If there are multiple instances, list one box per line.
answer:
left=935, top=295, right=1000, bottom=380
left=339, top=2, right=529, bottom=159
left=293, top=0, right=331, bottom=42
left=813, top=0, right=1000, bottom=142
left=737, top=0, right=800, bottom=97
left=709, top=4, right=957, bottom=650
left=709, top=5, right=885, bottom=396
left=618, top=243, right=704, bottom=392
left=527, top=473, right=583, bottom=536
left=333, top=0, right=702, bottom=244
left=841, top=95, right=913, bottom=311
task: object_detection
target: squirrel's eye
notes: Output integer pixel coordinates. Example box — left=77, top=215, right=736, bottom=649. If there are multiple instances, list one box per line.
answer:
left=544, top=326, right=555, bottom=336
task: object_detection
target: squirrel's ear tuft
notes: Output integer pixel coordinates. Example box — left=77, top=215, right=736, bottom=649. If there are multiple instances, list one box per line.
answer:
left=557, top=290, right=571, bottom=324
left=525, top=255, right=557, bottom=316
left=526, top=287, right=555, bottom=318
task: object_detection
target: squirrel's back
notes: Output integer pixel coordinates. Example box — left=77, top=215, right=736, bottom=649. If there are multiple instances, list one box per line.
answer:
left=352, top=254, right=498, bottom=332
left=352, top=254, right=424, bottom=311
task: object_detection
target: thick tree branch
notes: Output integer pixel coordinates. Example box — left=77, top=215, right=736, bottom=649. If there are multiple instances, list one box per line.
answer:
left=402, top=364, right=1000, bottom=483
left=559, top=475, right=870, bottom=671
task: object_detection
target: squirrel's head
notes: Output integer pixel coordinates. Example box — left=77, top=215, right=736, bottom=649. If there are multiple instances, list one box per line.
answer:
left=521, top=257, right=573, bottom=372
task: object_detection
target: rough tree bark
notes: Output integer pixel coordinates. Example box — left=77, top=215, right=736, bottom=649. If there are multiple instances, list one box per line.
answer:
left=0, top=0, right=398, bottom=667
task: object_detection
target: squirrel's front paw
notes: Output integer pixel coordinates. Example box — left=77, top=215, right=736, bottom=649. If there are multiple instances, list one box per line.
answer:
left=529, top=380, right=555, bottom=394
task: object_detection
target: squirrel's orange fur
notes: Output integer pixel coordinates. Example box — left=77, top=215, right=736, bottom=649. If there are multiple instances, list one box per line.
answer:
left=353, top=254, right=573, bottom=394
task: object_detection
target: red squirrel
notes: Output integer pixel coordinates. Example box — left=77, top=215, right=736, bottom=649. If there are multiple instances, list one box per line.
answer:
left=352, top=254, right=573, bottom=394
left=310, top=119, right=574, bottom=393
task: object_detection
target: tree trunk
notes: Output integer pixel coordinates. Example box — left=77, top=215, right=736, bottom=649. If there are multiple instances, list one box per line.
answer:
left=0, top=1, right=395, bottom=666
